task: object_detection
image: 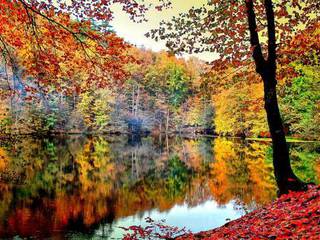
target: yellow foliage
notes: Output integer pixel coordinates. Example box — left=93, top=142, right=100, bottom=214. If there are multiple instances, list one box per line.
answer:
left=0, top=148, right=8, bottom=171
left=214, top=82, right=268, bottom=137
left=209, top=138, right=276, bottom=206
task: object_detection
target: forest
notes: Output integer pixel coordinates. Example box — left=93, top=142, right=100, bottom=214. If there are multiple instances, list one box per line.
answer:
left=0, top=3, right=318, bottom=140
left=0, top=0, right=319, bottom=239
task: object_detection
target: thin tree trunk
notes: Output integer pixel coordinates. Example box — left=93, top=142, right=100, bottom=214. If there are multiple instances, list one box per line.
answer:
left=166, top=110, right=170, bottom=153
left=132, top=85, right=135, bottom=115
left=11, top=59, right=26, bottom=99
left=166, top=109, right=169, bottom=133
left=136, top=86, right=140, bottom=116
left=159, top=121, right=162, bottom=143
left=11, top=60, right=26, bottom=131
left=166, top=133, right=169, bottom=154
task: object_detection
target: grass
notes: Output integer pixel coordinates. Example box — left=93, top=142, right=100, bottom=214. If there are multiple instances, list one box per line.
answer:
left=246, top=137, right=319, bottom=143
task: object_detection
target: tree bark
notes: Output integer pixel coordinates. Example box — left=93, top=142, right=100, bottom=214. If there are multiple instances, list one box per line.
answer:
left=166, top=109, right=170, bottom=133
left=245, top=0, right=307, bottom=195
left=262, top=69, right=307, bottom=194
left=136, top=85, right=140, bottom=116
left=132, top=85, right=135, bottom=115
left=159, top=121, right=162, bottom=143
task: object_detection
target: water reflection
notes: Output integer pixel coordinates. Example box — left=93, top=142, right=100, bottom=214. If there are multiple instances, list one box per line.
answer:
left=0, top=136, right=318, bottom=239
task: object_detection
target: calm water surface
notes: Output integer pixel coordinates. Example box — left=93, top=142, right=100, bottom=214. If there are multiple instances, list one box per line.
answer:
left=0, top=135, right=319, bottom=239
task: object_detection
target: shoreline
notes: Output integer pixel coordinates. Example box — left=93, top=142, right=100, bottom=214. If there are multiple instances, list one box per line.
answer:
left=0, top=131, right=319, bottom=143
left=176, top=186, right=320, bottom=239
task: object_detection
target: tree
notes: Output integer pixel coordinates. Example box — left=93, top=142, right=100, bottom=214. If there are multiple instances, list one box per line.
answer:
left=77, top=89, right=115, bottom=132
left=143, top=51, right=191, bottom=133
left=149, top=0, right=319, bottom=194
left=214, top=81, right=268, bottom=137
left=0, top=0, right=134, bottom=100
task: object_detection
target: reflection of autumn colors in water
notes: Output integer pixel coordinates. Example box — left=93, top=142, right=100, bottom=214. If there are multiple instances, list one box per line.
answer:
left=0, top=136, right=319, bottom=238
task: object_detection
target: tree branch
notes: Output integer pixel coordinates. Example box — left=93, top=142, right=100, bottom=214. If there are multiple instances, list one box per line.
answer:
left=264, top=0, right=277, bottom=67
left=17, top=0, right=93, bottom=45
left=245, top=0, right=266, bottom=74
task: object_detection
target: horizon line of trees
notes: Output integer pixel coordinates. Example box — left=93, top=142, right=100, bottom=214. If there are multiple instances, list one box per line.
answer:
left=0, top=3, right=318, bottom=141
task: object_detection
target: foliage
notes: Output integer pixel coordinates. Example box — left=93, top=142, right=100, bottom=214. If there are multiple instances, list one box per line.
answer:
left=0, top=0, right=319, bottom=238
left=0, top=102, right=12, bottom=134
left=77, top=89, right=114, bottom=131
left=149, top=0, right=319, bottom=65
left=214, top=82, right=268, bottom=137
left=143, top=51, right=192, bottom=107
left=184, top=95, right=214, bottom=129
left=289, top=144, right=320, bottom=184
left=166, top=64, right=190, bottom=108
left=280, top=64, right=320, bottom=139
left=0, top=4, right=131, bottom=95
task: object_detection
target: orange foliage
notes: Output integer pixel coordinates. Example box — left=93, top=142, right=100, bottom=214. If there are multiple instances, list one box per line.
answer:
left=0, top=1, right=132, bottom=97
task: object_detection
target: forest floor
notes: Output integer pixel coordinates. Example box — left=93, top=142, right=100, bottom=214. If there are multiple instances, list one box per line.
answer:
left=177, top=185, right=320, bottom=240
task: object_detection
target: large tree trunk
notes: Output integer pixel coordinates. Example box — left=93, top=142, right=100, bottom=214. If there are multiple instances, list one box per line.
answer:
left=262, top=70, right=307, bottom=195
left=246, top=0, right=308, bottom=195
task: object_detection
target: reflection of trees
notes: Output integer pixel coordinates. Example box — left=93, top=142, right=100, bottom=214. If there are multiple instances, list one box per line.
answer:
left=264, top=143, right=320, bottom=185
left=0, top=136, right=318, bottom=238
left=289, top=143, right=320, bottom=184
left=181, top=139, right=209, bottom=170
left=209, top=138, right=277, bottom=207
left=0, top=136, right=117, bottom=237
left=165, top=155, right=190, bottom=199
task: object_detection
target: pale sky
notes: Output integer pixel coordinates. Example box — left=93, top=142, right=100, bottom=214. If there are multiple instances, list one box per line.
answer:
left=110, top=0, right=216, bottom=62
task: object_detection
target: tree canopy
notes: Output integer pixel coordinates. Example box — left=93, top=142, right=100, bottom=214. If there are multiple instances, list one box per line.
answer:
left=149, top=1, right=319, bottom=65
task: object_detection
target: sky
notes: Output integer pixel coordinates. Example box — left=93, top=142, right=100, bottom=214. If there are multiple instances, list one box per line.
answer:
left=110, top=0, right=215, bottom=62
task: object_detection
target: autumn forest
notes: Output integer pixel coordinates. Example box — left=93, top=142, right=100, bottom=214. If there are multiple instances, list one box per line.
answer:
left=0, top=0, right=319, bottom=239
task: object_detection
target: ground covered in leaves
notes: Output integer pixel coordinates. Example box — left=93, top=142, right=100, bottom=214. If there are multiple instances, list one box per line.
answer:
left=178, top=186, right=320, bottom=240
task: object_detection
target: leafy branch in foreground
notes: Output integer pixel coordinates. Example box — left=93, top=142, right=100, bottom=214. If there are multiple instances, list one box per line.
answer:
left=121, top=217, right=191, bottom=240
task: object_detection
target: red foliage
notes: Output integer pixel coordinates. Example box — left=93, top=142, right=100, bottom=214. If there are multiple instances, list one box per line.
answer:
left=178, top=186, right=320, bottom=240
left=258, top=131, right=271, bottom=138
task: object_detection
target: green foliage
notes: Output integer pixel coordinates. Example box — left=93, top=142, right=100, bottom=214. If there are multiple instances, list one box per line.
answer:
left=0, top=117, right=13, bottom=134
left=45, top=112, right=58, bottom=131
left=166, top=65, right=190, bottom=107
left=165, top=155, right=190, bottom=198
left=77, top=89, right=114, bottom=131
left=26, top=107, right=56, bottom=132
left=265, top=143, right=320, bottom=184
left=280, top=64, right=320, bottom=140
left=290, top=144, right=320, bottom=183
left=143, top=52, right=191, bottom=108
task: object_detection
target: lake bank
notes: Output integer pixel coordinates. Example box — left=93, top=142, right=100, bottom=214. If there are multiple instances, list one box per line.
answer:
left=0, top=130, right=319, bottom=143
left=177, top=185, right=320, bottom=239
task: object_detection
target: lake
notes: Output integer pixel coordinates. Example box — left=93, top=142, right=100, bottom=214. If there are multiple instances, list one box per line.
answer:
left=0, top=135, right=319, bottom=239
